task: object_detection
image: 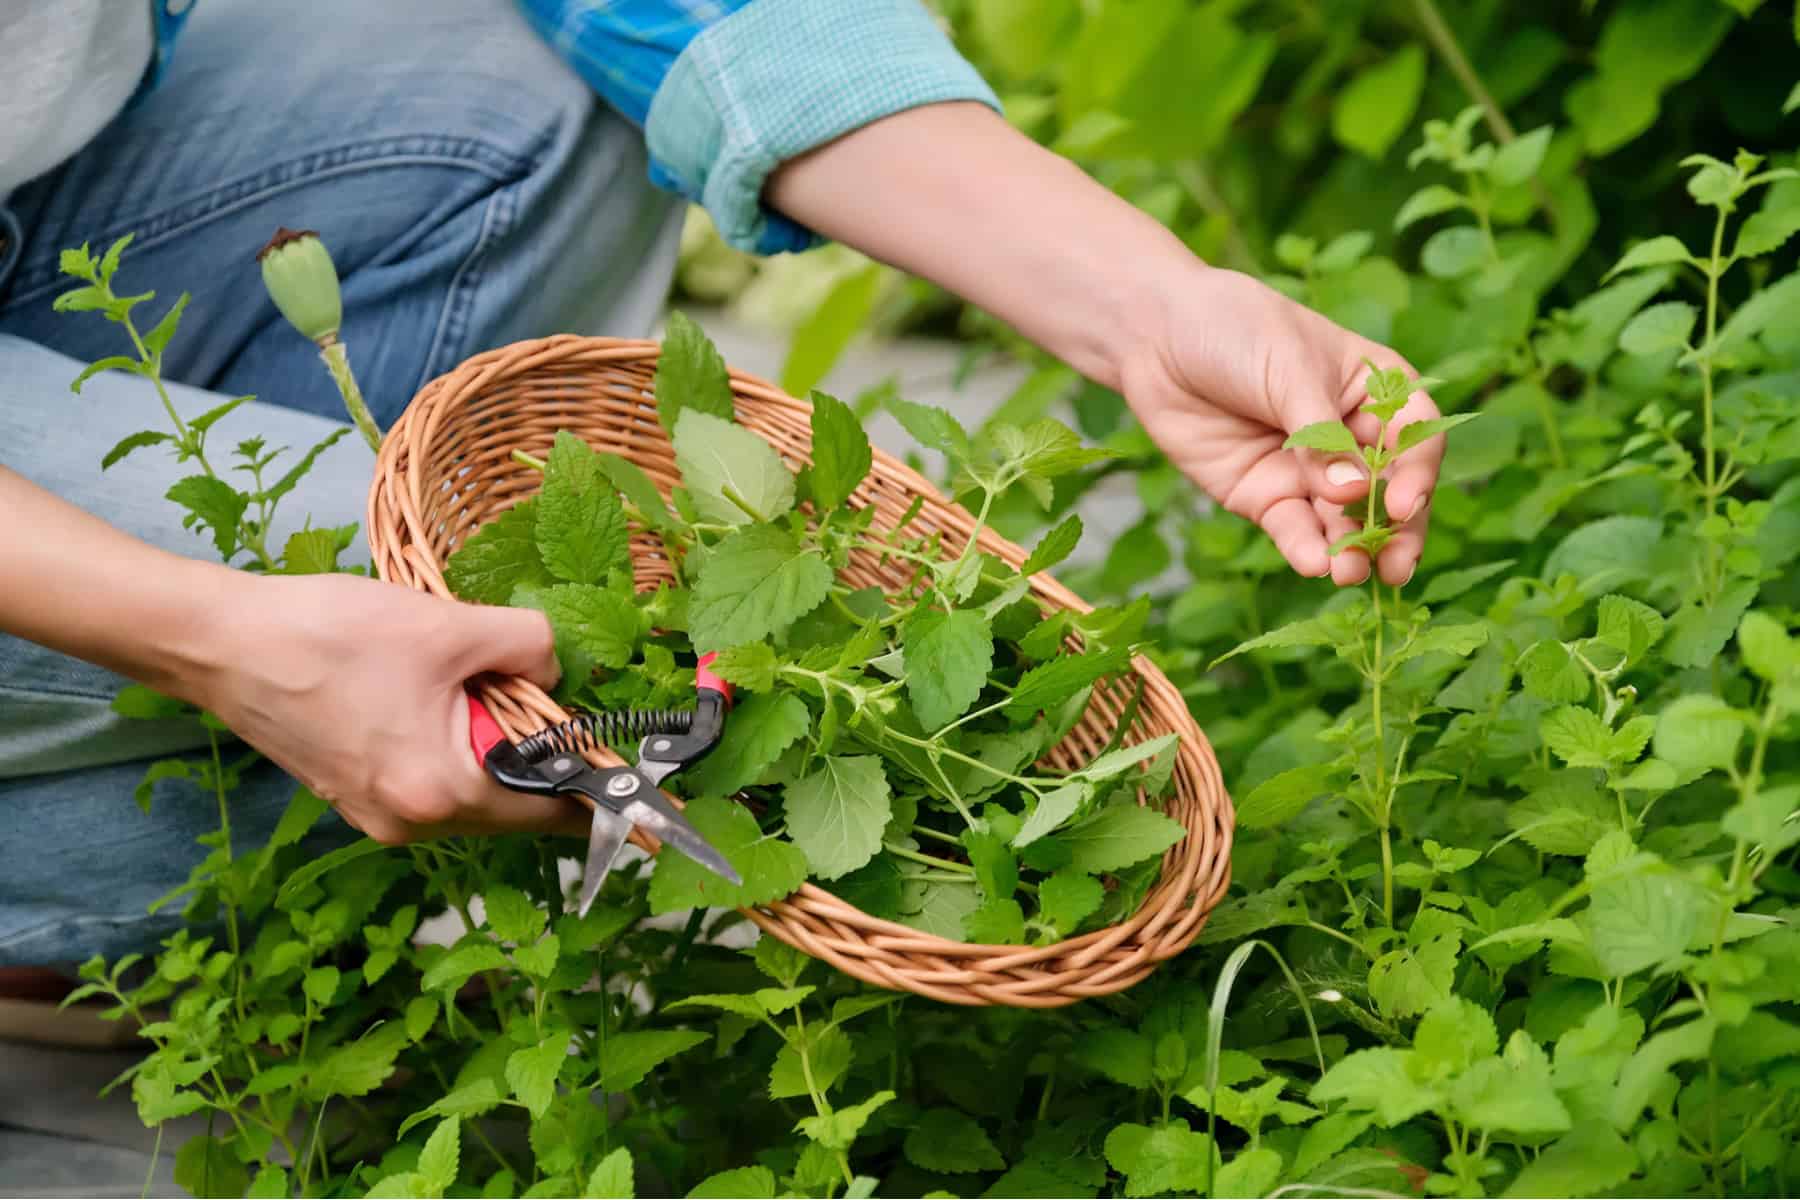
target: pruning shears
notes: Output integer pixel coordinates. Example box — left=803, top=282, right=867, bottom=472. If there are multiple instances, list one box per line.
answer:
left=466, top=653, right=743, bottom=916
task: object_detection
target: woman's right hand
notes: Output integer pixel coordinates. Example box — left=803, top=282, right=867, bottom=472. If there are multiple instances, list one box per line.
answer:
left=186, top=571, right=587, bottom=845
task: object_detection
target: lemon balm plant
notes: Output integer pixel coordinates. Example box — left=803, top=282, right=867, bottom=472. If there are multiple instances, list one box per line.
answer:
left=41, top=37, right=1800, bottom=1200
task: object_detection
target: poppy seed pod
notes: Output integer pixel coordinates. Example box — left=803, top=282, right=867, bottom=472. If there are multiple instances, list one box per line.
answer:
left=257, top=227, right=342, bottom=345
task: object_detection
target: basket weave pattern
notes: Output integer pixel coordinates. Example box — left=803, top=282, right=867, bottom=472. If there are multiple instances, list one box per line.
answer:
left=367, top=335, right=1234, bottom=1006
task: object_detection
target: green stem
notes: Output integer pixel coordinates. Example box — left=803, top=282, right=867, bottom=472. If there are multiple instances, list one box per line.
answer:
left=512, top=449, right=548, bottom=472
left=884, top=842, right=974, bottom=876
left=1411, top=0, right=1559, bottom=228
left=1380, top=825, right=1395, bottom=928
left=208, top=732, right=246, bottom=1030
left=320, top=339, right=382, bottom=453
left=1699, top=207, right=1728, bottom=598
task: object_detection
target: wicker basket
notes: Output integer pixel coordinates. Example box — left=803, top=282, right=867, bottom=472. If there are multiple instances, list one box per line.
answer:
left=367, top=334, right=1234, bottom=1007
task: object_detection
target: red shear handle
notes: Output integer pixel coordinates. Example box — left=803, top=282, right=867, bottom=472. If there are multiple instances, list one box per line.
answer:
left=695, top=651, right=733, bottom=706
left=467, top=693, right=508, bottom=762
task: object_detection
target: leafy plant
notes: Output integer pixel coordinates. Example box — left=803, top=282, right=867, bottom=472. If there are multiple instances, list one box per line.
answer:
left=442, top=313, right=1184, bottom=946
left=41, top=3, right=1800, bottom=1195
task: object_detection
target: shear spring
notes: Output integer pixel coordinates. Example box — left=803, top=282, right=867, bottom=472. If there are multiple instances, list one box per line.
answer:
left=515, top=708, right=694, bottom=762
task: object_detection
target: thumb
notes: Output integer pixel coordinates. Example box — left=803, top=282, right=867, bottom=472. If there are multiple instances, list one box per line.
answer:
left=448, top=601, right=561, bottom=692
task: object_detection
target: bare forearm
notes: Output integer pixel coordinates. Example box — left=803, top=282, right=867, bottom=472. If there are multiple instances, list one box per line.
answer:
left=0, top=466, right=233, bottom=699
left=765, top=101, right=1195, bottom=393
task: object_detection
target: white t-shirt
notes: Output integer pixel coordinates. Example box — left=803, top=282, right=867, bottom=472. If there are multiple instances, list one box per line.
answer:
left=0, top=2, right=155, bottom=202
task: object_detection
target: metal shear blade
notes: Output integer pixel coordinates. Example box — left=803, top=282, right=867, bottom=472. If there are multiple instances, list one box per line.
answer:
left=467, top=651, right=743, bottom=919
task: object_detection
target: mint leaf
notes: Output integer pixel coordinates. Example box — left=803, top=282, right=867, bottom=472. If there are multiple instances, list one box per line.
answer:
left=903, top=1109, right=1005, bottom=1173
left=417, top=1117, right=461, bottom=1196
left=1058, top=803, right=1185, bottom=874
left=1735, top=204, right=1800, bottom=259
left=1022, top=514, right=1082, bottom=575
left=1450, top=1033, right=1570, bottom=1135
left=1397, top=412, right=1481, bottom=454
left=687, top=1167, right=775, bottom=1200
left=1737, top=611, right=1798, bottom=686
left=647, top=795, right=808, bottom=913
left=887, top=396, right=971, bottom=462
left=963, top=829, right=1018, bottom=901
left=585, top=1147, right=635, bottom=1200
left=1652, top=694, right=1743, bottom=771
left=710, top=643, right=778, bottom=692
left=515, top=582, right=644, bottom=681
left=1014, top=783, right=1088, bottom=848
left=1581, top=872, right=1703, bottom=976
left=1618, top=301, right=1696, bottom=356
left=1333, top=43, right=1425, bottom=159
left=903, top=609, right=994, bottom=728
left=306, top=1023, right=408, bottom=1102
left=1419, top=559, right=1515, bottom=604
left=656, top=311, right=736, bottom=434
left=282, top=528, right=343, bottom=575
left=1488, top=125, right=1552, bottom=186
left=1520, top=642, right=1591, bottom=704
left=808, top=391, right=871, bottom=511
left=1368, top=933, right=1459, bottom=1019
left=770, top=1025, right=853, bottom=1099
left=506, top=1034, right=568, bottom=1118
left=673, top=409, right=794, bottom=526
left=1037, top=871, right=1104, bottom=935
left=1236, top=763, right=1339, bottom=829
left=597, top=1030, right=709, bottom=1091
left=537, top=432, right=629, bottom=584
left=597, top=451, right=673, bottom=531
left=1312, top=1047, right=1441, bottom=1126
left=1421, top=226, right=1486, bottom=278
left=1605, top=235, right=1693, bottom=278
left=166, top=475, right=248, bottom=559
left=1501, top=1122, right=1637, bottom=1199
left=1413, top=996, right=1497, bottom=1080
left=482, top=885, right=546, bottom=944
left=1596, top=594, right=1665, bottom=664
left=1540, top=706, right=1619, bottom=768
left=785, top=756, right=892, bottom=880
left=963, top=898, right=1026, bottom=944
left=1722, top=783, right=1800, bottom=854
left=1005, top=647, right=1130, bottom=719
left=100, top=428, right=168, bottom=467
left=445, top=500, right=550, bottom=604
left=1394, top=184, right=1467, bottom=232
left=1282, top=421, right=1360, bottom=454
left=898, top=879, right=982, bottom=938
left=684, top=692, right=808, bottom=798
left=1075, top=734, right=1180, bottom=782
left=420, top=942, right=508, bottom=993
left=1664, top=579, right=1758, bottom=668
left=688, top=525, right=833, bottom=653
left=796, top=1090, right=894, bottom=1152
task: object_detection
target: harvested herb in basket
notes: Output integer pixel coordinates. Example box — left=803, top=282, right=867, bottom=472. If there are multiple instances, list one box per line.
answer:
left=443, top=315, right=1185, bottom=945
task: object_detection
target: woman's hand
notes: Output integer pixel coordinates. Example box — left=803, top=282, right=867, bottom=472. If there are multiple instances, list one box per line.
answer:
left=1, top=463, right=585, bottom=844
left=191, top=572, right=585, bottom=844
left=766, top=101, right=1447, bottom=586
left=1119, top=264, right=1442, bottom=586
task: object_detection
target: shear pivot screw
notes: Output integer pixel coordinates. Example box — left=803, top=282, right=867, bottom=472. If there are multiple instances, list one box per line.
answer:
left=652, top=738, right=672, bottom=752
left=606, top=774, right=641, bottom=798
left=553, top=757, right=574, bottom=773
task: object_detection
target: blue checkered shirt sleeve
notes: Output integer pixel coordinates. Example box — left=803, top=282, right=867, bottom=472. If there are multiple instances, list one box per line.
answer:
left=514, top=0, right=1000, bottom=255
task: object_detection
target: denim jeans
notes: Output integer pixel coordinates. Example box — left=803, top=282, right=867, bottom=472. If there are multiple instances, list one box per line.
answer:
left=0, top=0, right=685, bottom=966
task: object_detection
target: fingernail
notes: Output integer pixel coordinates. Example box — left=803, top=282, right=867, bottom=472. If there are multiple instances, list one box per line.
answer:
left=1326, top=460, right=1363, bottom=487
left=1406, top=495, right=1428, bottom=522
left=1402, top=563, right=1417, bottom=587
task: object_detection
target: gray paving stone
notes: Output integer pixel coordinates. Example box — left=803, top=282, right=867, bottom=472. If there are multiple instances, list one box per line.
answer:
left=0, top=1127, right=179, bottom=1198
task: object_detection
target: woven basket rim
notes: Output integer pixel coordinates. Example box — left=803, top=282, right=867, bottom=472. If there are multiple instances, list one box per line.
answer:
left=365, top=333, right=1234, bottom=1006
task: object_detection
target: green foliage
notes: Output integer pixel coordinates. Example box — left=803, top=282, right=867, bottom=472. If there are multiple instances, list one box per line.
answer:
left=53, top=7, right=1800, bottom=1196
